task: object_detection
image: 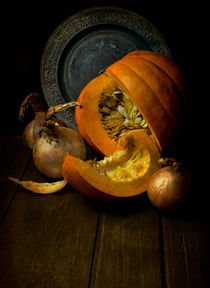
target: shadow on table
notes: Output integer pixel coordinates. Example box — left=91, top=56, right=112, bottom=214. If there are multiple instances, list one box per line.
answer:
left=84, top=184, right=210, bottom=223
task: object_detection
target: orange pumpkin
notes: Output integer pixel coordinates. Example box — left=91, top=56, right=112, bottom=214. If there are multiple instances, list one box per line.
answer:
left=62, top=129, right=161, bottom=200
left=76, top=50, right=188, bottom=155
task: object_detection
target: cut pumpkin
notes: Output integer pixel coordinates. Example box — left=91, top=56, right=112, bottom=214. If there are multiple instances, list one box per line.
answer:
left=76, top=50, right=188, bottom=155
left=62, top=129, right=161, bottom=200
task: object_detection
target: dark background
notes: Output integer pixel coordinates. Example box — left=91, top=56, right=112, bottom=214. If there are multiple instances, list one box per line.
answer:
left=2, top=1, right=200, bottom=136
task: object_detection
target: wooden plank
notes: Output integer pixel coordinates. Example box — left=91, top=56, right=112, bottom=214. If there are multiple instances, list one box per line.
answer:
left=89, top=197, right=163, bottom=288
left=0, top=157, right=99, bottom=288
left=0, top=136, right=31, bottom=222
left=162, top=213, right=210, bottom=288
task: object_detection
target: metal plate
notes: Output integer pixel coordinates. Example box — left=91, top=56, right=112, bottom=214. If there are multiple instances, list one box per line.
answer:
left=40, top=6, right=172, bottom=130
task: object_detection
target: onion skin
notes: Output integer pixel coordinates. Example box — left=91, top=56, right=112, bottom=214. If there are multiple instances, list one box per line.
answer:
left=23, top=115, right=67, bottom=150
left=8, top=177, right=67, bottom=194
left=147, top=166, right=192, bottom=213
left=23, top=120, right=37, bottom=150
left=33, top=126, right=87, bottom=179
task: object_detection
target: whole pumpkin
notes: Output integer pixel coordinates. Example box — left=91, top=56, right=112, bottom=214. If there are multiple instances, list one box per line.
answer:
left=76, top=50, right=188, bottom=156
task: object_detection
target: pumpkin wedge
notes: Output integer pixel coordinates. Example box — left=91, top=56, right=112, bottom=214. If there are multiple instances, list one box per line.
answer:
left=76, top=50, right=188, bottom=155
left=62, top=129, right=161, bottom=200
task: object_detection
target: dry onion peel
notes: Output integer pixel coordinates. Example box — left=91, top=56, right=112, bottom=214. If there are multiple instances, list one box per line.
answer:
left=45, top=101, right=82, bottom=120
left=19, top=92, right=81, bottom=121
left=19, top=92, right=44, bottom=121
left=8, top=177, right=67, bottom=194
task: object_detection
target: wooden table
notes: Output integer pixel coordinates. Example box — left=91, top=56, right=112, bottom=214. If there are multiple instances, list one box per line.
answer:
left=0, top=136, right=209, bottom=288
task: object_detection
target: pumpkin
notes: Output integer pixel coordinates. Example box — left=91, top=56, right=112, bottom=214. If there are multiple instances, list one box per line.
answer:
left=62, top=129, right=161, bottom=200
left=76, top=50, right=188, bottom=155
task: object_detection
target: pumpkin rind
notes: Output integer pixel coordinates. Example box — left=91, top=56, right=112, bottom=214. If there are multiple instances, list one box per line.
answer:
left=125, top=51, right=187, bottom=103
left=76, top=50, right=187, bottom=155
left=62, top=153, right=115, bottom=200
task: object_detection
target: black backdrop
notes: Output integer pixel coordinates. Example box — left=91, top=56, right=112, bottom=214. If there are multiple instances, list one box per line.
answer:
left=2, top=1, right=199, bottom=136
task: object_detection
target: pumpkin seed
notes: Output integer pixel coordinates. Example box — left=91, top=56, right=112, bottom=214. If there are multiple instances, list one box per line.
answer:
left=98, top=89, right=150, bottom=140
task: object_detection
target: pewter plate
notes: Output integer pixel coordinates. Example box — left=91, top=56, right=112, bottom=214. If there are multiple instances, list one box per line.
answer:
left=40, top=7, right=172, bottom=130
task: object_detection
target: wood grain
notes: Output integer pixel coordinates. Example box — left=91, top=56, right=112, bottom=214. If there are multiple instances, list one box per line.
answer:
left=89, top=197, right=163, bottom=288
left=0, top=136, right=31, bottom=222
left=1, top=137, right=210, bottom=288
left=0, top=154, right=99, bottom=288
left=162, top=214, right=210, bottom=288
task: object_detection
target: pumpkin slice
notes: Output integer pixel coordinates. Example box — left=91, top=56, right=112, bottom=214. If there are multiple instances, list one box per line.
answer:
left=62, top=129, right=161, bottom=200
left=76, top=50, right=188, bottom=155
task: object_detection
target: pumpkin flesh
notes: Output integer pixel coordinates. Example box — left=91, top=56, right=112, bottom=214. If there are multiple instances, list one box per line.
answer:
left=62, top=130, right=161, bottom=199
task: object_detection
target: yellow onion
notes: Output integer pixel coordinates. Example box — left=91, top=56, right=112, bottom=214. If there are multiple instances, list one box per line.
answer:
left=9, top=125, right=86, bottom=194
left=22, top=98, right=80, bottom=150
left=147, top=160, right=192, bottom=212
left=9, top=94, right=86, bottom=194
left=33, top=125, right=86, bottom=179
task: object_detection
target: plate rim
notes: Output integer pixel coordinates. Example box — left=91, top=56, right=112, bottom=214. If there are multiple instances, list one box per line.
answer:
left=40, top=6, right=172, bottom=128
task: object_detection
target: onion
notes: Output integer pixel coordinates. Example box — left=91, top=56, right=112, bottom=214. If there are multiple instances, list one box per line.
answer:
left=19, top=92, right=82, bottom=150
left=9, top=93, right=86, bottom=194
left=23, top=115, right=67, bottom=150
left=9, top=124, right=86, bottom=194
left=22, top=119, right=37, bottom=150
left=33, top=125, right=86, bottom=178
left=147, top=160, right=192, bottom=212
